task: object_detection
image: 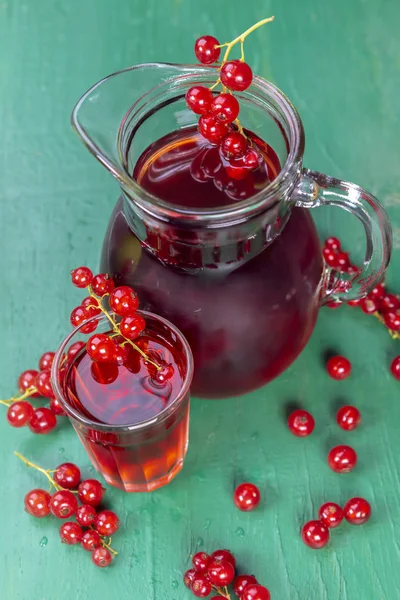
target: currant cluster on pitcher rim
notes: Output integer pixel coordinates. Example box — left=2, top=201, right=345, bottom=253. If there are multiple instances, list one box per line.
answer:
left=186, top=18, right=274, bottom=182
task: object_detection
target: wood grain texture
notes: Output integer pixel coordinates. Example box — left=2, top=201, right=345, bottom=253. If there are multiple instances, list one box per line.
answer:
left=1, top=0, right=400, bottom=598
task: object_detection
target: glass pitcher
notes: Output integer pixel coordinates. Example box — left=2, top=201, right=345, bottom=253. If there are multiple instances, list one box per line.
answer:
left=72, top=63, right=392, bottom=399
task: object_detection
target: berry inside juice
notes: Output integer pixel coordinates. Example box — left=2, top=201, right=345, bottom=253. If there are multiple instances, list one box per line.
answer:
left=101, top=127, right=324, bottom=398
left=64, top=333, right=190, bottom=492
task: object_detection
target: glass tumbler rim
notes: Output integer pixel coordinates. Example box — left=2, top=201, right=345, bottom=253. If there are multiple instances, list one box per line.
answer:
left=51, top=309, right=194, bottom=433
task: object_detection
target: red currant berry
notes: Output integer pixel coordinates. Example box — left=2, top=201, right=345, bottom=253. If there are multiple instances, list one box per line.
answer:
left=344, top=497, right=371, bottom=525
left=7, top=401, right=34, bottom=427
left=67, top=340, right=86, bottom=361
left=71, top=266, right=93, bottom=288
left=28, top=407, right=57, bottom=434
left=322, top=247, right=338, bottom=268
left=38, top=351, right=55, bottom=371
left=24, top=489, right=51, bottom=517
left=120, top=314, right=146, bottom=340
left=242, top=584, right=271, bottom=600
left=336, top=406, right=361, bottom=431
left=191, top=575, right=212, bottom=598
left=192, top=551, right=211, bottom=572
left=360, top=297, right=379, bottom=314
left=81, top=530, right=102, bottom=551
left=233, top=482, right=261, bottom=511
left=91, top=273, right=115, bottom=296
left=211, top=93, right=240, bottom=123
left=113, top=344, right=129, bottom=366
left=59, top=521, right=83, bottom=545
left=318, top=502, right=344, bottom=528
left=92, top=547, right=112, bottom=568
left=50, top=490, right=78, bottom=518
left=221, top=132, right=247, bottom=159
left=198, top=114, right=229, bottom=144
left=390, top=356, right=400, bottom=381
left=76, top=504, right=97, bottom=527
left=221, top=59, right=253, bottom=91
left=194, top=35, right=220, bottom=64
left=346, top=264, right=361, bottom=276
left=242, top=148, right=260, bottom=169
left=335, top=251, right=350, bottom=271
left=347, top=298, right=361, bottom=307
left=109, top=286, right=139, bottom=317
left=183, top=568, right=197, bottom=589
left=78, top=479, right=105, bottom=506
left=369, top=282, right=385, bottom=300
left=383, top=309, right=400, bottom=331
left=381, top=293, right=400, bottom=311
left=70, top=306, right=97, bottom=334
left=185, top=86, right=214, bottom=115
left=207, top=559, right=235, bottom=586
left=49, top=397, right=66, bottom=416
left=225, top=164, right=248, bottom=180
left=210, top=549, right=236, bottom=568
left=54, top=463, right=81, bottom=489
left=95, top=510, right=120, bottom=536
left=328, top=445, right=357, bottom=473
left=326, top=300, right=342, bottom=309
left=324, top=237, right=341, bottom=251
left=18, top=369, right=40, bottom=397
left=287, top=409, right=315, bottom=437
left=86, top=334, right=116, bottom=363
left=35, top=370, right=55, bottom=399
left=233, top=574, right=258, bottom=597
left=326, top=355, right=351, bottom=380
left=81, top=296, right=102, bottom=317
left=154, top=364, right=175, bottom=384
left=301, top=520, right=330, bottom=549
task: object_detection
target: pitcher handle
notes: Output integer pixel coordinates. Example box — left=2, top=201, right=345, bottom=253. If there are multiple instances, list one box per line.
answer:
left=293, top=169, right=392, bottom=303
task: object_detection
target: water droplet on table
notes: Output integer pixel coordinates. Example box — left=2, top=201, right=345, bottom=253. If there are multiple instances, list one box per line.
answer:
left=58, top=447, right=65, bottom=454
left=171, top=580, right=179, bottom=589
left=88, top=465, right=94, bottom=472
left=235, top=527, right=245, bottom=537
left=204, top=519, right=211, bottom=530
left=196, top=537, right=204, bottom=547
left=39, top=536, right=48, bottom=547
left=251, top=432, right=259, bottom=440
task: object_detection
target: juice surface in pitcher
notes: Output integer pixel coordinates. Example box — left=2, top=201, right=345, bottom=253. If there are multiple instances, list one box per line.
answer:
left=65, top=337, right=189, bottom=491
left=101, top=127, right=324, bottom=398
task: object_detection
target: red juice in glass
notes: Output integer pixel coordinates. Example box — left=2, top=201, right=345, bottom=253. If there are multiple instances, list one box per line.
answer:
left=52, top=311, right=193, bottom=492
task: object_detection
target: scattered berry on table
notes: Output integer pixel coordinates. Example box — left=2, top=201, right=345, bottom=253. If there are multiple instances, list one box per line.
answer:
left=287, top=409, right=315, bottom=437
left=328, top=445, right=357, bottom=473
left=336, top=406, right=361, bottom=431
left=234, top=482, right=261, bottom=511
left=344, top=497, right=371, bottom=525
left=326, top=356, right=352, bottom=380
left=318, top=502, right=344, bottom=528
left=301, top=520, right=330, bottom=549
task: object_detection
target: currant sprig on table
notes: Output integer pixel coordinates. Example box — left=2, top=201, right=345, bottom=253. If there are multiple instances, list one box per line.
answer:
left=322, top=236, right=400, bottom=380
left=184, top=548, right=271, bottom=600
left=1, top=351, right=64, bottom=435
left=16, top=452, right=120, bottom=568
left=70, top=267, right=174, bottom=383
left=186, top=17, right=274, bottom=181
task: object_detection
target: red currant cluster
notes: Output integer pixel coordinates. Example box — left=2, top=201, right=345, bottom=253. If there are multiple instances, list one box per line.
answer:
left=186, top=18, right=274, bottom=182
left=1, top=351, right=64, bottom=435
left=17, top=452, right=120, bottom=567
left=184, top=549, right=271, bottom=600
left=70, top=267, right=173, bottom=382
left=323, top=237, right=400, bottom=381
left=287, top=400, right=370, bottom=548
left=302, top=498, right=371, bottom=549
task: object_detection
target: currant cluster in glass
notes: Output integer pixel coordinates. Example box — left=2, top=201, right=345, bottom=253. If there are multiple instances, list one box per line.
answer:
left=70, top=267, right=174, bottom=384
left=186, top=17, right=274, bottom=182
left=1, top=350, right=64, bottom=435
left=184, top=548, right=271, bottom=599
left=17, top=452, right=120, bottom=567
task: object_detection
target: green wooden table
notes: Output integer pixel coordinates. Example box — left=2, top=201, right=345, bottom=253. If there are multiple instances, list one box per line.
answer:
left=1, top=1, right=400, bottom=598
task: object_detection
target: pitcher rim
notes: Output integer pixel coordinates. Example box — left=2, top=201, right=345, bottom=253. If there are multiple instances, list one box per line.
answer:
left=71, top=62, right=304, bottom=224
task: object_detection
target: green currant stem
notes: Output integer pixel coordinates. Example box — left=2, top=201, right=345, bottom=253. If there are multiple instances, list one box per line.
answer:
left=14, top=452, right=79, bottom=494
left=0, top=386, right=38, bottom=407
left=87, top=287, right=161, bottom=370
left=211, top=586, right=231, bottom=599
left=209, top=78, right=221, bottom=91
left=101, top=537, right=118, bottom=556
left=217, top=16, right=274, bottom=64
left=374, top=311, right=400, bottom=340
